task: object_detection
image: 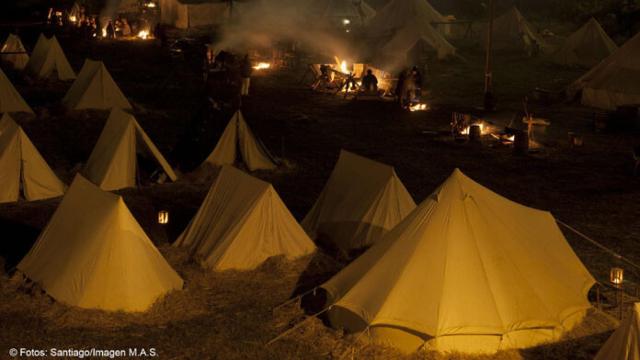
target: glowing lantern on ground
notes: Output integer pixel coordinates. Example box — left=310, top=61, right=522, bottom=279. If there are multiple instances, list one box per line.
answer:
left=158, top=210, right=169, bottom=225
left=610, top=267, right=624, bottom=286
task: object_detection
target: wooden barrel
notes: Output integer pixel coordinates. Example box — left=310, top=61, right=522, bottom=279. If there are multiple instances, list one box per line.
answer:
left=513, top=130, right=529, bottom=154
left=469, top=124, right=481, bottom=142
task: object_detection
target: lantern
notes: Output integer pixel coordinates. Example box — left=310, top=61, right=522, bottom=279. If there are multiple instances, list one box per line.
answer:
left=610, top=267, right=624, bottom=286
left=158, top=210, right=169, bottom=225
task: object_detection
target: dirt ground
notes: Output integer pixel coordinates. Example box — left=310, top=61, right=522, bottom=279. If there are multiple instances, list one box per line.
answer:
left=0, top=29, right=639, bottom=359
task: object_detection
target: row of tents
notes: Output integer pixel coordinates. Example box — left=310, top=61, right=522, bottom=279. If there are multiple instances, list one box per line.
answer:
left=0, top=108, right=277, bottom=203
left=9, top=146, right=635, bottom=357
left=0, top=35, right=131, bottom=112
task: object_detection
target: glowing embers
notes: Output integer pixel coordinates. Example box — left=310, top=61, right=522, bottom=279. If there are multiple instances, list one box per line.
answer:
left=409, top=103, right=429, bottom=112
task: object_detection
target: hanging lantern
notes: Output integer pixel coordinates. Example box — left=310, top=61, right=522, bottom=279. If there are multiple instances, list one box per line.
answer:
left=158, top=210, right=169, bottom=225
left=610, top=267, right=624, bottom=286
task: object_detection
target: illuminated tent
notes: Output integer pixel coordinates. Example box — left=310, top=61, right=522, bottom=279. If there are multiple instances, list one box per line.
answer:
left=17, top=174, right=183, bottom=312
left=0, top=68, right=33, bottom=114
left=1, top=34, right=29, bottom=70
left=83, top=108, right=177, bottom=191
left=553, top=18, right=617, bottom=68
left=0, top=113, right=65, bottom=203
left=175, top=165, right=316, bottom=271
left=302, top=150, right=416, bottom=251
left=568, top=31, right=640, bottom=110
left=321, top=169, right=595, bottom=354
left=367, top=0, right=446, bottom=38
left=595, top=302, right=640, bottom=360
left=492, top=6, right=548, bottom=52
left=63, top=59, right=132, bottom=110
left=202, top=110, right=276, bottom=171
left=25, top=35, right=76, bottom=81
left=380, top=18, right=456, bottom=61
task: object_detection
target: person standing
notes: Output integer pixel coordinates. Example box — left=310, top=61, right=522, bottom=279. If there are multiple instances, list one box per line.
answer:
left=240, top=54, right=252, bottom=96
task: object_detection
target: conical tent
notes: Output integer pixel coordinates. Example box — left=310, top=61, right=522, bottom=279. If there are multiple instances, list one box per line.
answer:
left=83, top=108, right=177, bottom=191
left=1, top=34, right=29, bottom=70
left=0, top=113, right=65, bottom=203
left=568, top=31, right=640, bottom=110
left=595, top=302, right=640, bottom=360
left=491, top=6, right=547, bottom=52
left=380, top=18, right=456, bottom=60
left=202, top=111, right=276, bottom=171
left=302, top=150, right=416, bottom=251
left=0, top=67, right=33, bottom=114
left=175, top=165, right=316, bottom=271
left=25, top=35, right=75, bottom=80
left=63, top=59, right=132, bottom=110
left=367, top=0, right=446, bottom=38
left=553, top=18, right=617, bottom=68
left=17, top=174, right=183, bottom=312
left=321, top=169, right=595, bottom=354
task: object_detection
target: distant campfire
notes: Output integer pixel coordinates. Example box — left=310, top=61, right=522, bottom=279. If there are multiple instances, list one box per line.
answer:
left=137, top=29, right=151, bottom=40
left=253, top=62, right=271, bottom=70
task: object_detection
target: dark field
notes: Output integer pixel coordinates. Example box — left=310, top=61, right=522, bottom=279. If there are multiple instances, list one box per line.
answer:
left=0, top=31, right=639, bottom=359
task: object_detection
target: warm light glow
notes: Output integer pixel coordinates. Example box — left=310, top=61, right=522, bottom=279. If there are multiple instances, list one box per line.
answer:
left=69, top=15, right=77, bottom=23
left=342, top=18, right=351, bottom=25
left=102, top=28, right=107, bottom=38
left=253, top=62, right=271, bottom=70
left=409, top=103, right=429, bottom=112
left=610, top=267, right=624, bottom=286
left=137, top=30, right=150, bottom=39
left=158, top=210, right=169, bottom=225
left=145, top=2, right=157, bottom=8
left=340, top=60, right=348, bottom=74
left=490, top=134, right=515, bottom=142
left=461, top=123, right=485, bottom=135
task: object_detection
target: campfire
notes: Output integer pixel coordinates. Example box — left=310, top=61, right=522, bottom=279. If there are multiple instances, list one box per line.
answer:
left=461, top=123, right=485, bottom=135
left=137, top=30, right=151, bottom=40
left=253, top=62, right=271, bottom=70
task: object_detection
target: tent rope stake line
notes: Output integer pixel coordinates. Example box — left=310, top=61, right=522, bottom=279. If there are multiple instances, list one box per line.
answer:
left=266, top=306, right=332, bottom=346
left=557, top=220, right=640, bottom=272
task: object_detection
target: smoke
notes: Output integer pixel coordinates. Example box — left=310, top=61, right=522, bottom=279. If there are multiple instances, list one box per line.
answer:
left=214, top=0, right=361, bottom=63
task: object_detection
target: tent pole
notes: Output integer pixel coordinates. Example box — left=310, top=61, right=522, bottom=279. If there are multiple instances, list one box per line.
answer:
left=483, top=0, right=495, bottom=109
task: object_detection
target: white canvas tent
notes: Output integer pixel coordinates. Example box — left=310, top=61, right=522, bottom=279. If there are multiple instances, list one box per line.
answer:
left=0, top=113, right=65, bottom=203
left=321, top=169, right=595, bottom=354
left=302, top=150, right=416, bottom=251
left=63, top=59, right=132, bottom=110
left=380, top=18, right=456, bottom=61
left=25, top=35, right=75, bottom=81
left=595, top=302, right=640, bottom=360
left=17, top=174, right=183, bottom=312
left=491, top=6, right=548, bottom=53
left=202, top=110, right=276, bottom=171
left=568, top=31, right=640, bottom=110
left=553, top=18, right=617, bottom=68
left=1, top=34, right=29, bottom=70
left=0, top=67, right=33, bottom=114
left=366, top=0, right=446, bottom=38
left=174, top=165, right=316, bottom=271
left=83, top=108, right=177, bottom=191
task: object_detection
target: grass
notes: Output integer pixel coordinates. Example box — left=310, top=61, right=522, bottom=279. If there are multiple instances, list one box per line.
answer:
left=0, top=26, right=639, bottom=359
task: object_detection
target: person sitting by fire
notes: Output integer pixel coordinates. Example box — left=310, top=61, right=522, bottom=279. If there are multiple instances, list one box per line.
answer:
left=312, top=64, right=331, bottom=91
left=240, top=55, right=252, bottom=96
left=361, top=69, right=378, bottom=94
